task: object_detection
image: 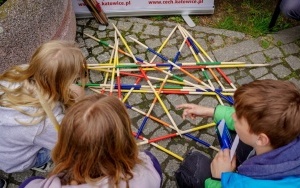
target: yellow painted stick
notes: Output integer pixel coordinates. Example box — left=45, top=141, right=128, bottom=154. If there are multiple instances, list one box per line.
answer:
left=149, top=24, right=178, bottom=63
left=137, top=122, right=216, bottom=146
left=91, top=88, right=234, bottom=96
left=181, top=27, right=238, bottom=90
left=134, top=133, right=183, bottom=161
left=112, top=24, right=182, bottom=136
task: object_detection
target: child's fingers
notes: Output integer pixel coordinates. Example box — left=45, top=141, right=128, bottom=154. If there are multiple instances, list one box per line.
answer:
left=176, top=103, right=192, bottom=109
left=70, top=180, right=78, bottom=185
left=182, top=109, right=191, bottom=119
left=223, top=149, right=230, bottom=158
left=231, top=154, right=237, bottom=168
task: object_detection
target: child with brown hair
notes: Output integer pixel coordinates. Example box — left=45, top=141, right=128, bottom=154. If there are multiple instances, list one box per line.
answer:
left=175, top=79, right=300, bottom=188
left=0, top=40, right=87, bottom=173
left=20, top=94, right=162, bottom=188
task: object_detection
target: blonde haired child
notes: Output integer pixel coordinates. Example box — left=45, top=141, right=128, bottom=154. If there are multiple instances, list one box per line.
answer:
left=20, top=94, right=162, bottom=188
left=0, top=40, right=87, bottom=173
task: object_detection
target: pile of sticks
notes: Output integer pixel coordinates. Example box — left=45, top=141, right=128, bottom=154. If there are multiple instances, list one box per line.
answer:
left=83, top=0, right=109, bottom=25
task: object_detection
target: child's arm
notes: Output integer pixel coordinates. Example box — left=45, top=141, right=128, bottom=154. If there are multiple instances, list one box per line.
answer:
left=213, top=105, right=235, bottom=130
left=176, top=103, right=235, bottom=130
left=204, top=149, right=237, bottom=188
left=210, top=149, right=236, bottom=179
left=204, top=178, right=222, bottom=188
left=176, top=103, right=215, bottom=120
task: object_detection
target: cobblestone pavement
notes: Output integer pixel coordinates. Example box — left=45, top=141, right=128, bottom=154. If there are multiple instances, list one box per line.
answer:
left=2, top=17, right=300, bottom=188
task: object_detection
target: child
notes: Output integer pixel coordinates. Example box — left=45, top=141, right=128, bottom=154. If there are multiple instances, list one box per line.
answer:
left=175, top=79, right=300, bottom=188
left=20, top=94, right=162, bottom=188
left=280, top=0, right=300, bottom=21
left=0, top=40, right=87, bottom=173
left=0, top=178, right=6, bottom=188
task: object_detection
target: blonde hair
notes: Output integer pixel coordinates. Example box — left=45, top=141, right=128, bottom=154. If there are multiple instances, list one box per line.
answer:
left=50, top=94, right=141, bottom=186
left=0, top=40, right=87, bottom=125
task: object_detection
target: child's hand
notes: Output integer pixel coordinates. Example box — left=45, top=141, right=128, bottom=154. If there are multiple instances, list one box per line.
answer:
left=70, top=84, right=85, bottom=102
left=70, top=180, right=78, bottom=185
left=210, top=149, right=236, bottom=179
left=176, top=103, right=214, bottom=120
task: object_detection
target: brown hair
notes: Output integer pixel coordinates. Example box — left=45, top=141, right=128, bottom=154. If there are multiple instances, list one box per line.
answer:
left=0, top=40, right=87, bottom=124
left=234, top=79, right=300, bottom=148
left=50, top=94, right=141, bottom=186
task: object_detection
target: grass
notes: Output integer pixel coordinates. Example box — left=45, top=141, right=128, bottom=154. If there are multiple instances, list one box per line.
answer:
left=150, top=0, right=300, bottom=37
left=0, top=0, right=6, bottom=6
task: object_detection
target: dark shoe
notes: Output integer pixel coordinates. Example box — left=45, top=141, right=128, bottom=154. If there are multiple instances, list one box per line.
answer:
left=0, top=178, right=7, bottom=188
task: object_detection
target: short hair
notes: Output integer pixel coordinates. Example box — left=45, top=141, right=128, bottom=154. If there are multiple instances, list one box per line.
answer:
left=234, top=79, right=300, bottom=148
left=50, top=94, right=141, bottom=185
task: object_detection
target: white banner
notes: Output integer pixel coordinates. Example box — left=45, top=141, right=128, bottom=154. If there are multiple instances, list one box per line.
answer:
left=73, top=0, right=214, bottom=17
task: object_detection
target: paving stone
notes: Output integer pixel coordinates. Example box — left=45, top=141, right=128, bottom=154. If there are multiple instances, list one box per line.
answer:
left=272, top=64, right=292, bottom=78
left=132, top=23, right=145, bottom=34
left=213, top=40, right=263, bottom=61
left=145, top=38, right=164, bottom=50
left=249, top=67, right=269, bottom=78
left=116, top=21, right=133, bottom=31
left=285, top=55, right=300, bottom=70
left=143, top=25, right=160, bottom=36
left=273, top=25, right=300, bottom=44
left=281, top=43, right=300, bottom=55
left=259, top=73, right=278, bottom=80
left=208, top=35, right=224, bottom=48
left=264, top=47, right=284, bottom=59
left=248, top=52, right=266, bottom=64
left=236, top=75, right=254, bottom=86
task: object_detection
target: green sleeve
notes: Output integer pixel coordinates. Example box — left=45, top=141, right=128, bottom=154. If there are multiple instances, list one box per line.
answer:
left=204, top=178, right=221, bottom=188
left=213, top=105, right=235, bottom=131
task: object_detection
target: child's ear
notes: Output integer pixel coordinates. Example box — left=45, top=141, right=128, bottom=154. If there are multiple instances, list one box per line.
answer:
left=256, top=133, right=270, bottom=146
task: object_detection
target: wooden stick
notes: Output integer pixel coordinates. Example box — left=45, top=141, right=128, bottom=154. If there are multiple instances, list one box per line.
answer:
left=133, top=132, right=184, bottom=161
left=112, top=24, right=182, bottom=136
left=137, top=123, right=220, bottom=152
left=83, top=0, right=108, bottom=25
left=181, top=26, right=237, bottom=90
left=84, top=33, right=212, bottom=93
left=177, top=26, right=225, bottom=105
left=114, top=31, right=122, bottom=100
left=91, top=88, right=234, bottom=96
left=135, top=36, right=187, bottom=138
left=109, top=37, right=117, bottom=96
left=87, top=63, right=269, bottom=69
left=149, top=24, right=178, bottom=63
left=130, top=36, right=212, bottom=91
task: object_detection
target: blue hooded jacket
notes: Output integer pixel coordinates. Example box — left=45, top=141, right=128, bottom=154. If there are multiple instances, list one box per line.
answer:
left=238, top=136, right=300, bottom=179
left=222, top=172, right=300, bottom=188
left=205, top=105, right=300, bottom=188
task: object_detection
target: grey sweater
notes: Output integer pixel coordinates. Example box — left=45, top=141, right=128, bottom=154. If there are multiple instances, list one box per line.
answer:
left=0, top=104, right=63, bottom=173
left=20, top=152, right=162, bottom=188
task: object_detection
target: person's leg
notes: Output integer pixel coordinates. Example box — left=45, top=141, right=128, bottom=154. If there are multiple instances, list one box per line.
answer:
left=0, top=178, right=7, bottom=188
left=280, top=0, right=300, bottom=20
left=175, top=150, right=212, bottom=188
left=32, top=148, right=51, bottom=168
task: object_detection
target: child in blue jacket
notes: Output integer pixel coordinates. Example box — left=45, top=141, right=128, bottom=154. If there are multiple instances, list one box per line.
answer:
left=175, top=79, right=300, bottom=188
